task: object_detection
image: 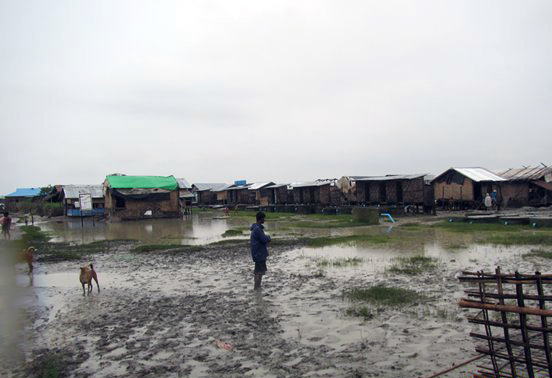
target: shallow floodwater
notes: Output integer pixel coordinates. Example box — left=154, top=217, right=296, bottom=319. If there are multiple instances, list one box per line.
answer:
left=40, top=213, right=238, bottom=245
left=39, top=212, right=354, bottom=245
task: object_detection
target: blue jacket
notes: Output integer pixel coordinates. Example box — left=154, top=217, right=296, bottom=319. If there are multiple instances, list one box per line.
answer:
left=250, top=223, right=271, bottom=262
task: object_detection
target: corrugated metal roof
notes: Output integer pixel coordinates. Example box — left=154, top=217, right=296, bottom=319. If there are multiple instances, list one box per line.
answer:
left=433, top=168, right=505, bottom=182
left=192, top=183, right=228, bottom=191
left=533, top=181, right=552, bottom=192
left=226, top=184, right=252, bottom=191
left=454, top=168, right=505, bottom=182
left=5, top=188, right=42, bottom=197
left=248, top=182, right=275, bottom=190
left=265, top=183, right=289, bottom=189
left=63, top=185, right=104, bottom=199
left=176, top=178, right=191, bottom=189
left=291, top=181, right=332, bottom=188
left=496, top=166, right=552, bottom=181
left=356, top=174, right=428, bottom=182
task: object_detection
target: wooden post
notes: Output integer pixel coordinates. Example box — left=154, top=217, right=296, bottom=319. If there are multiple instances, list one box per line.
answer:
left=515, top=271, right=534, bottom=378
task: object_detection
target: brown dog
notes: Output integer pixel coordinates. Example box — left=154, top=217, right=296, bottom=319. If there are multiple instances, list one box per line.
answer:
left=23, top=246, right=36, bottom=273
left=79, top=264, right=100, bottom=295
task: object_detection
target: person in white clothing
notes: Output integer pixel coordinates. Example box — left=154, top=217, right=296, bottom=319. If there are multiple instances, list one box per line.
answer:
left=484, top=193, right=492, bottom=211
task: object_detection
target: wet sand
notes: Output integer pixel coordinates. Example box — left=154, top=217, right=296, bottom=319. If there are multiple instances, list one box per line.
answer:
left=1, top=233, right=547, bottom=377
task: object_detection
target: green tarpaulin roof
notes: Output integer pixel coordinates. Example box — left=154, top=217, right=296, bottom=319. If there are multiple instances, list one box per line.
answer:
left=106, top=176, right=178, bottom=190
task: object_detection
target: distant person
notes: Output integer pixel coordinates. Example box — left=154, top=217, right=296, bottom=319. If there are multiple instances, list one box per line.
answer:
left=1, top=212, right=12, bottom=240
left=484, top=193, right=492, bottom=211
left=250, top=211, right=271, bottom=290
left=491, top=190, right=498, bottom=210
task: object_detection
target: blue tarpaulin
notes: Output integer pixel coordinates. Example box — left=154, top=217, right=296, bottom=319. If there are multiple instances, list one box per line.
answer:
left=5, top=188, right=42, bottom=197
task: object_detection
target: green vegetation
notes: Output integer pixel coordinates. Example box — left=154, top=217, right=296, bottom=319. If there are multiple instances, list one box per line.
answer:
left=28, top=239, right=136, bottom=262
left=306, top=234, right=390, bottom=248
left=316, top=257, right=363, bottom=267
left=312, top=269, right=325, bottom=278
left=432, top=221, right=525, bottom=233
left=387, top=255, right=438, bottom=275
left=433, top=221, right=552, bottom=246
left=228, top=210, right=367, bottom=228
left=344, top=285, right=421, bottom=306
left=20, top=225, right=52, bottom=245
left=34, top=351, right=64, bottom=378
left=345, top=305, right=374, bottom=319
left=131, top=243, right=203, bottom=253
left=522, top=249, right=552, bottom=260
left=222, top=229, right=244, bottom=237
left=486, top=233, right=552, bottom=246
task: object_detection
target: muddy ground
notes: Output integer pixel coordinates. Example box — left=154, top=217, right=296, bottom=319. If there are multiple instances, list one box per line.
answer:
left=0, top=220, right=549, bottom=378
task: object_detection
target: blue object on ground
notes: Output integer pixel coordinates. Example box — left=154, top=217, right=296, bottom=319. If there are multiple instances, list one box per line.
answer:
left=380, top=213, right=396, bottom=223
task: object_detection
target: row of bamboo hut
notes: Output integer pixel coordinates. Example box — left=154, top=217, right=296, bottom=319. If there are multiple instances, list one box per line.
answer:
left=194, top=166, right=552, bottom=211
left=2, top=165, right=551, bottom=220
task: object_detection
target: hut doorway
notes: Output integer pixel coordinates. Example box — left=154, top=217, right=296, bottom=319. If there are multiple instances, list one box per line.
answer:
left=379, top=183, right=386, bottom=202
left=396, top=182, right=403, bottom=203
left=473, top=182, right=482, bottom=202
left=115, top=197, right=125, bottom=208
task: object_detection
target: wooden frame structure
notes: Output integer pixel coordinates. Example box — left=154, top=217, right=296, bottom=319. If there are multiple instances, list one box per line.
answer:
left=459, top=268, right=552, bottom=377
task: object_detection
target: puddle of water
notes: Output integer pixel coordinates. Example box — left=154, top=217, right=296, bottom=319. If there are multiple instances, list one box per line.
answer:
left=40, top=214, right=237, bottom=245
left=37, top=213, right=395, bottom=246
left=15, top=272, right=130, bottom=290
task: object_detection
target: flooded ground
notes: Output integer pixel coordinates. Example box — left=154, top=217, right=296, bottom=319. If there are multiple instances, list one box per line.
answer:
left=2, top=211, right=552, bottom=377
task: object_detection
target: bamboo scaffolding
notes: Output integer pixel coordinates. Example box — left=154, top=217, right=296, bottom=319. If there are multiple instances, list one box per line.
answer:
left=458, top=267, right=552, bottom=377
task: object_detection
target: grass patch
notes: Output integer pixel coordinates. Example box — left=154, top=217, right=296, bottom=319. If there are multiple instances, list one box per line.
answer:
left=32, top=351, right=64, bottom=378
left=344, top=305, right=374, bottom=319
left=20, top=225, right=52, bottom=245
left=433, top=221, right=527, bottom=232
left=443, top=243, right=467, bottom=250
left=131, top=243, right=184, bottom=253
left=387, top=255, right=438, bottom=275
left=522, top=249, right=552, bottom=260
left=312, top=269, right=325, bottom=278
left=131, top=243, right=204, bottom=253
left=222, top=229, right=244, bottom=238
left=401, top=223, right=422, bottom=228
left=47, top=250, right=82, bottom=261
left=316, top=257, right=363, bottom=267
left=485, top=233, right=552, bottom=246
left=306, top=234, right=390, bottom=248
left=33, top=240, right=137, bottom=262
left=344, top=285, right=421, bottom=306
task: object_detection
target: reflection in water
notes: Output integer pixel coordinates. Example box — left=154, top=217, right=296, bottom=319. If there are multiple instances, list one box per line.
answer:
left=40, top=213, right=240, bottom=245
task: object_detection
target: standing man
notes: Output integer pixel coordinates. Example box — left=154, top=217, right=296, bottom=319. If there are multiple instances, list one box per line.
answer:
left=250, top=211, right=271, bottom=290
left=1, top=212, right=12, bottom=240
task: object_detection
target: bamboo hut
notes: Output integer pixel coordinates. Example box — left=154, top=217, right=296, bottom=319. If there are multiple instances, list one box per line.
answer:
left=496, top=165, right=552, bottom=208
left=104, top=175, right=180, bottom=221
left=61, top=185, right=105, bottom=217
left=191, top=183, right=227, bottom=206
left=265, top=184, right=290, bottom=205
left=290, top=180, right=335, bottom=206
left=432, top=167, right=505, bottom=209
left=355, top=174, right=434, bottom=210
left=249, top=182, right=275, bottom=206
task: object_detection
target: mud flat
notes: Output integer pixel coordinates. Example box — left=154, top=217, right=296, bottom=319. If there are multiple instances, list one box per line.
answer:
left=1, top=229, right=549, bottom=377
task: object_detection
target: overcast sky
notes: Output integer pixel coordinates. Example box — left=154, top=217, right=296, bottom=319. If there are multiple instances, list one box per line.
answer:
left=0, top=1, right=550, bottom=194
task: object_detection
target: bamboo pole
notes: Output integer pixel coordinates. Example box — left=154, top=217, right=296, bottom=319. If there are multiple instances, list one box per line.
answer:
left=458, top=300, right=552, bottom=317
left=424, top=354, right=485, bottom=378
